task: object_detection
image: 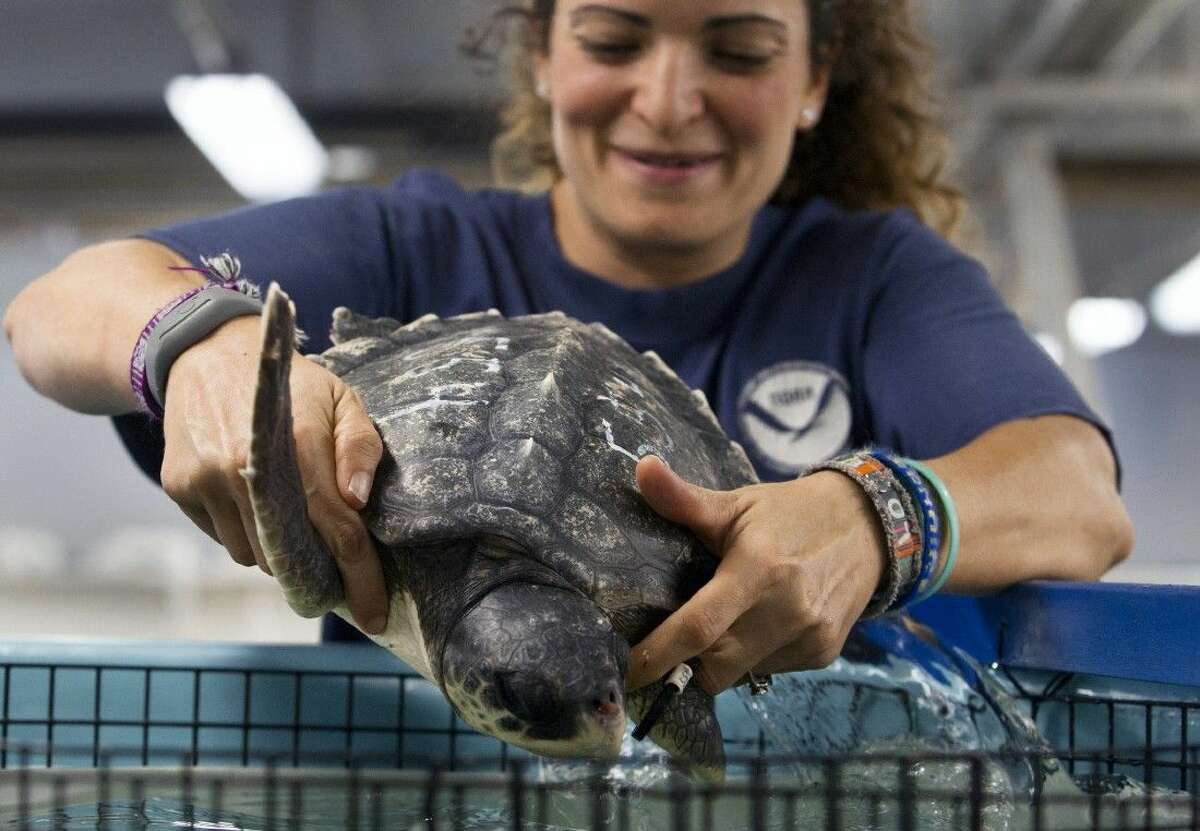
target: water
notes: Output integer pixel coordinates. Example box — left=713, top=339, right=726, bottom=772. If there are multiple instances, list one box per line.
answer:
left=728, top=617, right=1198, bottom=830
left=3, top=619, right=1195, bottom=829
left=3, top=766, right=1195, bottom=830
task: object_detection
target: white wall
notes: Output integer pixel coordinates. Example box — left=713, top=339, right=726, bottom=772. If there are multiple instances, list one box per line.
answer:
left=0, top=222, right=319, bottom=641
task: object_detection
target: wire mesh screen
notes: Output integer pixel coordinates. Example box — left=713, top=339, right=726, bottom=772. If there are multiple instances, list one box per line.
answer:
left=1, top=747, right=1198, bottom=830
left=1, top=659, right=1198, bottom=830
left=0, top=662, right=507, bottom=771
left=1013, top=669, right=1200, bottom=795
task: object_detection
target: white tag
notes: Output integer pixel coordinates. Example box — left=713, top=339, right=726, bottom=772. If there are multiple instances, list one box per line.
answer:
left=666, top=663, right=693, bottom=692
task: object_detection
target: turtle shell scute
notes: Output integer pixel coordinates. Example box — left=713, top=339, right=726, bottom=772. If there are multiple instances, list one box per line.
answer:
left=475, top=438, right=563, bottom=513
left=321, top=310, right=758, bottom=631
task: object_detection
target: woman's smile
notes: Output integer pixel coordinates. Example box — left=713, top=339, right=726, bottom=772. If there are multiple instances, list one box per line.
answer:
left=611, top=145, right=725, bottom=190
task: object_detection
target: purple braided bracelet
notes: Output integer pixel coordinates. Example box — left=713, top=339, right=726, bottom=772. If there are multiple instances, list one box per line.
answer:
left=129, top=255, right=256, bottom=419
left=130, top=284, right=210, bottom=418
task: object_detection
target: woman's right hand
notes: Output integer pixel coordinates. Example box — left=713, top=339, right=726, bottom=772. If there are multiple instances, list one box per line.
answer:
left=159, top=315, right=390, bottom=634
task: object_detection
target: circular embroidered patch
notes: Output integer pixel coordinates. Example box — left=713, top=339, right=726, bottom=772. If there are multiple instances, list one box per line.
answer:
left=736, top=361, right=852, bottom=475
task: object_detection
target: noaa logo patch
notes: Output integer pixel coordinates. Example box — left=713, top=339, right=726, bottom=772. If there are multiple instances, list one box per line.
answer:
left=737, top=362, right=852, bottom=475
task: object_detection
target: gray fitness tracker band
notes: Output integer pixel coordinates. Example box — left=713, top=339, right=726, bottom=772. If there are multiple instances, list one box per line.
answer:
left=144, top=285, right=265, bottom=410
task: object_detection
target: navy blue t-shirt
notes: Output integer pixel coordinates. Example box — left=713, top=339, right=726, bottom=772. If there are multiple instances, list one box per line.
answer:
left=120, top=169, right=1106, bottom=483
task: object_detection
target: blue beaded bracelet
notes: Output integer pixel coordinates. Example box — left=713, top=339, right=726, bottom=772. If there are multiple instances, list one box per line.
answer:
left=904, top=459, right=960, bottom=604
left=871, top=451, right=940, bottom=609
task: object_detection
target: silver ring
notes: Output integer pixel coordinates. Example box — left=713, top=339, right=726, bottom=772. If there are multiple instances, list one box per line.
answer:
left=747, top=671, right=773, bottom=696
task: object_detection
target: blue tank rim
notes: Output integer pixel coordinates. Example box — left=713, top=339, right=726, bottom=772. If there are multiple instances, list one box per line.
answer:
left=1, top=580, right=1196, bottom=687
left=910, top=580, right=1200, bottom=688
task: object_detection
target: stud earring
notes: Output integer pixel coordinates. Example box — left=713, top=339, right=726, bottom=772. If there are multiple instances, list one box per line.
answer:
left=801, top=107, right=818, bottom=126
left=536, top=79, right=550, bottom=100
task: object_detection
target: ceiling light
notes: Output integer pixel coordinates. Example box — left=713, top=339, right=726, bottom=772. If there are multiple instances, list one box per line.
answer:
left=1149, top=251, right=1200, bottom=335
left=1066, top=297, right=1147, bottom=357
left=165, top=74, right=329, bottom=203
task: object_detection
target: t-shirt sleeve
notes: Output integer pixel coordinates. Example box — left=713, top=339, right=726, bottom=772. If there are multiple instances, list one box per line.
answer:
left=115, top=184, right=400, bottom=484
left=859, top=213, right=1118, bottom=473
left=137, top=185, right=400, bottom=349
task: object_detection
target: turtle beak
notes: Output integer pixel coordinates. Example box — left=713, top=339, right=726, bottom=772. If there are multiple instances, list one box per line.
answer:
left=440, top=581, right=629, bottom=758
left=492, top=665, right=627, bottom=756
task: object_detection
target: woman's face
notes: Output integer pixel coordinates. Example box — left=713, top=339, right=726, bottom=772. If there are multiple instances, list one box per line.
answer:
left=538, top=0, right=828, bottom=263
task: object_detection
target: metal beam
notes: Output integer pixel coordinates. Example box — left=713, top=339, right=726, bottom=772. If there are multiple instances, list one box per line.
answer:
left=998, top=129, right=1100, bottom=407
left=1101, top=0, right=1193, bottom=77
left=948, top=75, right=1200, bottom=179
left=996, top=0, right=1090, bottom=77
left=1190, top=3, right=1200, bottom=119
left=1054, top=121, right=1200, bottom=161
left=170, top=0, right=234, bottom=74
left=974, top=75, right=1200, bottom=113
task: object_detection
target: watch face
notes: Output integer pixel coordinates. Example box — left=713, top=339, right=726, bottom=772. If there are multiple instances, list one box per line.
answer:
left=737, top=361, right=852, bottom=475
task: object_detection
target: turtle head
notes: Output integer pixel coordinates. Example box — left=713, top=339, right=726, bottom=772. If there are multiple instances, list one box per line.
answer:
left=440, top=581, right=628, bottom=758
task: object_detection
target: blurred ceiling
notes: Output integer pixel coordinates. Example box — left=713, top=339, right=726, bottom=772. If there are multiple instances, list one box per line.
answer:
left=3, top=1, right=1196, bottom=133
left=0, top=1, right=507, bottom=118
left=2, top=1, right=1198, bottom=229
left=923, top=0, right=1197, bottom=82
left=921, top=0, right=1200, bottom=176
left=2, top=0, right=1198, bottom=393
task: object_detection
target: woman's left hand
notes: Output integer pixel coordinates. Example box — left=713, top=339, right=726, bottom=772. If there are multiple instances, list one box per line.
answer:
left=626, top=455, right=888, bottom=694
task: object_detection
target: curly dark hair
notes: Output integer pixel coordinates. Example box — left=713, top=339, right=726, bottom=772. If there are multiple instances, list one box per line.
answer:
left=474, top=0, right=963, bottom=238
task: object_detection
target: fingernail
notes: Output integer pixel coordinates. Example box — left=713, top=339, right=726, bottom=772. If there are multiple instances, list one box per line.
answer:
left=349, top=471, right=371, bottom=506
left=366, top=615, right=387, bottom=635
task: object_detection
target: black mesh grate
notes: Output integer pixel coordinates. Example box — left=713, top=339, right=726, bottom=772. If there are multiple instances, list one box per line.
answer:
left=1, top=748, right=1197, bottom=830
left=1, top=660, right=1198, bottom=830
left=0, top=662, right=506, bottom=772
left=1006, top=669, right=1200, bottom=794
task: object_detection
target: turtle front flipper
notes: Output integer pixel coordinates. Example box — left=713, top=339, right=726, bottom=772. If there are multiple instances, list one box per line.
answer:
left=628, top=682, right=725, bottom=782
left=241, top=283, right=344, bottom=618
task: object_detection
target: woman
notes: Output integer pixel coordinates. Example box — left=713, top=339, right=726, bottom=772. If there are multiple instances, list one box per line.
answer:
left=3, top=0, right=1132, bottom=697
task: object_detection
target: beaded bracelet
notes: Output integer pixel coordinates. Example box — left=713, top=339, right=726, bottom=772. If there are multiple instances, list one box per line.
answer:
left=903, top=459, right=961, bottom=603
left=871, top=451, right=941, bottom=608
left=807, top=451, right=923, bottom=616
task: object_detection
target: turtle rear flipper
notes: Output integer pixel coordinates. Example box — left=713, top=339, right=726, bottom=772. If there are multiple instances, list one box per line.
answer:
left=241, top=283, right=344, bottom=618
left=628, top=682, right=726, bottom=782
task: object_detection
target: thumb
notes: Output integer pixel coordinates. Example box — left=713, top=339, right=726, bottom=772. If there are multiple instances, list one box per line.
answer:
left=635, top=455, right=737, bottom=553
left=333, top=387, right=384, bottom=509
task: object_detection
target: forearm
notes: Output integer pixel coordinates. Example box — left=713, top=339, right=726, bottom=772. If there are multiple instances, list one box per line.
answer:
left=4, top=239, right=202, bottom=414
left=625, top=414, right=1134, bottom=690
left=922, top=414, right=1133, bottom=593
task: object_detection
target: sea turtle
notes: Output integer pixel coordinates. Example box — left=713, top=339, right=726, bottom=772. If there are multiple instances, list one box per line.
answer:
left=243, top=284, right=759, bottom=779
